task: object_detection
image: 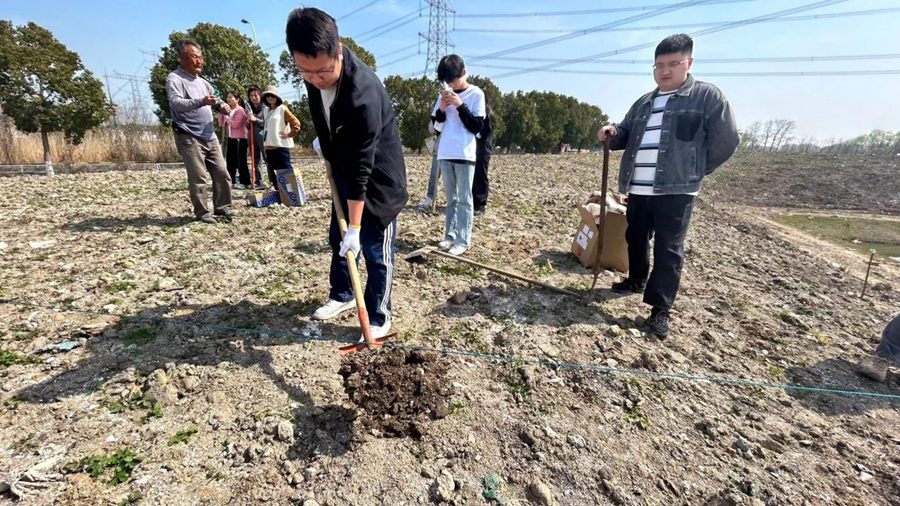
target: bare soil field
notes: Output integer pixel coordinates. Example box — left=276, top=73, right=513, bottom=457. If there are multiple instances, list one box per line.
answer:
left=1, top=153, right=899, bottom=506
left=704, top=152, right=900, bottom=214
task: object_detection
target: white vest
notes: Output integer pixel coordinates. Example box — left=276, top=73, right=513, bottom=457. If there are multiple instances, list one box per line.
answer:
left=263, top=104, right=295, bottom=149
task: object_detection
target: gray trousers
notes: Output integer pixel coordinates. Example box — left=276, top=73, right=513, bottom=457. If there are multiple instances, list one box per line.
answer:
left=875, top=314, right=900, bottom=366
left=174, top=132, right=232, bottom=217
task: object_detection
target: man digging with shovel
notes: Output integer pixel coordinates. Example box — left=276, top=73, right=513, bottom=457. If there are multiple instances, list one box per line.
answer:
left=287, top=8, right=407, bottom=343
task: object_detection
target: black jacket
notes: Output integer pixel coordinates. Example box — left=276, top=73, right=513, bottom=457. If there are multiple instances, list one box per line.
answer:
left=306, top=46, right=408, bottom=228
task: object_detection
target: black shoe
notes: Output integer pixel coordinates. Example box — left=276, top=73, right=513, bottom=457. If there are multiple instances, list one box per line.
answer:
left=197, top=214, right=217, bottom=224
left=214, top=211, right=233, bottom=223
left=474, top=208, right=485, bottom=217
left=611, top=278, right=645, bottom=294
left=646, top=308, right=670, bottom=339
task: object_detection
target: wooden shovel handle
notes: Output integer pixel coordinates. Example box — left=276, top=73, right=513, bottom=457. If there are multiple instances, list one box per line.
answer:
left=592, top=139, right=611, bottom=276
left=324, top=161, right=374, bottom=346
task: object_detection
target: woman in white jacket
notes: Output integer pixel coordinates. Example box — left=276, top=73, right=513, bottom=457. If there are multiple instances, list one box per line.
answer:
left=260, top=86, right=301, bottom=186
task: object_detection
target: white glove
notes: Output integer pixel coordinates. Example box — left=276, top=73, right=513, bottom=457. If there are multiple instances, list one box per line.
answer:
left=313, top=137, right=323, bottom=158
left=339, top=227, right=361, bottom=257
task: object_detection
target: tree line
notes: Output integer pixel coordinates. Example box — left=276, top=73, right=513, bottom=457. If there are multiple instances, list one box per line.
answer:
left=739, top=119, right=899, bottom=157
left=2, top=19, right=608, bottom=164
left=3, top=20, right=894, bottom=166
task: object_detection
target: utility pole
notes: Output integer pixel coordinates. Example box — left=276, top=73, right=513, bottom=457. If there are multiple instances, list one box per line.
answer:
left=109, top=72, right=150, bottom=125
left=419, top=0, right=455, bottom=77
left=104, top=68, right=118, bottom=127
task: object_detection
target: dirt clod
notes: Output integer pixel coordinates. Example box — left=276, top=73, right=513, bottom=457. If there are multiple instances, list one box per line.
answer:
left=339, top=349, right=453, bottom=439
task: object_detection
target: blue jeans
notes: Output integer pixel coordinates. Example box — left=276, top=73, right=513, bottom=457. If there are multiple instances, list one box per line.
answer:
left=440, top=160, right=476, bottom=248
left=328, top=211, right=397, bottom=327
left=426, top=152, right=441, bottom=199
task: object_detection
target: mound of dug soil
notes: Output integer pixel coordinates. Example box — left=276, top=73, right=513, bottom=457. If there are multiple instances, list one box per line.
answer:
left=339, top=349, right=453, bottom=439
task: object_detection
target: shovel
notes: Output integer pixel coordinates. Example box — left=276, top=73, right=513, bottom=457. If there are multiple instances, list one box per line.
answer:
left=589, top=138, right=611, bottom=292
left=321, top=161, right=395, bottom=355
left=405, top=246, right=581, bottom=297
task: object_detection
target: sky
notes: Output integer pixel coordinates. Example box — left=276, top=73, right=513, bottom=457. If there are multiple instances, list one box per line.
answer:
left=5, top=0, right=899, bottom=141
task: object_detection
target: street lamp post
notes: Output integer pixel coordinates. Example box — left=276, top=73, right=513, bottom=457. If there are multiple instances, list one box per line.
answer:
left=241, top=19, right=257, bottom=44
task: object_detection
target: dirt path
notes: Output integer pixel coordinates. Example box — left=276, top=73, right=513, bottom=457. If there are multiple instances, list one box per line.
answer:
left=1, top=154, right=899, bottom=506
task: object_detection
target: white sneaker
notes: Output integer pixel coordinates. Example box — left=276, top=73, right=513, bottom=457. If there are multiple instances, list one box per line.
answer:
left=236, top=184, right=247, bottom=190
left=419, top=197, right=433, bottom=208
left=360, top=319, right=392, bottom=342
left=312, top=299, right=355, bottom=320
left=438, top=240, right=453, bottom=250
left=448, top=245, right=467, bottom=256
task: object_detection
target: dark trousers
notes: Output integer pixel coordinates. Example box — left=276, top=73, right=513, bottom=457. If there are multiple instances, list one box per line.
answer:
left=625, top=194, right=695, bottom=311
left=226, top=138, right=250, bottom=186
left=265, top=148, right=291, bottom=188
left=328, top=210, right=397, bottom=327
left=473, top=152, right=491, bottom=211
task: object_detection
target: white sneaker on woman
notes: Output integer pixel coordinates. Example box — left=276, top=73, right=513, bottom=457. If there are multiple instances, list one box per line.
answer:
left=438, top=240, right=453, bottom=251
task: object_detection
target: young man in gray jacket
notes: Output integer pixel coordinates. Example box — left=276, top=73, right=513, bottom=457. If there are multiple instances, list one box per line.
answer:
left=598, top=34, right=738, bottom=339
left=165, top=40, right=233, bottom=224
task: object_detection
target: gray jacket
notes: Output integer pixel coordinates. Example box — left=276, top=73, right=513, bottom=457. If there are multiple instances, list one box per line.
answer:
left=609, top=74, right=738, bottom=194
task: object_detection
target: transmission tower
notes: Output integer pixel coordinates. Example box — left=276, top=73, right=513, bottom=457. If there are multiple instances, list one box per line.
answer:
left=419, top=0, right=455, bottom=78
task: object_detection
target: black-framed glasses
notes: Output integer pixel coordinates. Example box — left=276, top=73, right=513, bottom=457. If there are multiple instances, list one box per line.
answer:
left=652, top=59, right=688, bottom=71
left=297, top=59, right=338, bottom=77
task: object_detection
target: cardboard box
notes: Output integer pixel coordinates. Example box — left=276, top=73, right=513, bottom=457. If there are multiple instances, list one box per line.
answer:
left=571, top=205, right=629, bottom=273
left=276, top=168, right=308, bottom=207
left=247, top=191, right=281, bottom=208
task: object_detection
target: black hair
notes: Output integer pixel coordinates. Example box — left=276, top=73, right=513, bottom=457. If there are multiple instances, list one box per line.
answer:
left=655, top=33, right=693, bottom=59
left=176, top=39, right=202, bottom=56
left=437, top=54, right=466, bottom=83
left=485, top=103, right=497, bottom=126
left=226, top=91, right=246, bottom=108
left=285, top=8, right=340, bottom=58
left=246, top=85, right=262, bottom=113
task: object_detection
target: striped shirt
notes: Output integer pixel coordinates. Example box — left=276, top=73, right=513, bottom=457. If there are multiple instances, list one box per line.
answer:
left=629, top=90, right=698, bottom=196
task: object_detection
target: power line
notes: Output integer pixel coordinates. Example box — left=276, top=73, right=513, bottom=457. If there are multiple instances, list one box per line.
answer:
left=353, top=8, right=425, bottom=39
left=456, top=0, right=754, bottom=18
left=381, top=52, right=422, bottom=68
left=263, top=3, right=422, bottom=51
left=452, top=7, right=900, bottom=33
left=479, top=53, right=900, bottom=65
left=475, top=64, right=900, bottom=77
left=377, top=42, right=420, bottom=59
left=358, top=15, right=423, bottom=43
left=339, top=0, right=384, bottom=20
left=467, top=0, right=720, bottom=64
left=489, top=0, right=849, bottom=79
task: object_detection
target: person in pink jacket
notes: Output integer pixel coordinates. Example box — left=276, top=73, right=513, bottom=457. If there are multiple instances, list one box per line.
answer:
left=217, top=91, right=251, bottom=189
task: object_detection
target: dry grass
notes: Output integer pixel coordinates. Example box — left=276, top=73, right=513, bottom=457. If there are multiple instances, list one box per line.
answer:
left=0, top=117, right=179, bottom=165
